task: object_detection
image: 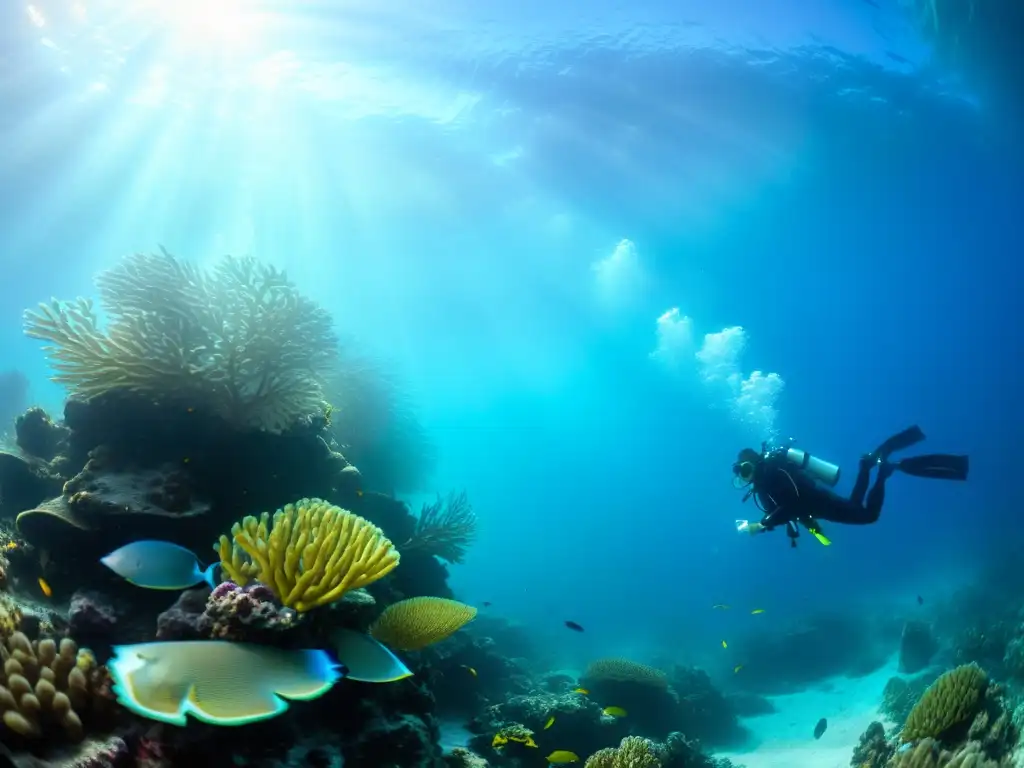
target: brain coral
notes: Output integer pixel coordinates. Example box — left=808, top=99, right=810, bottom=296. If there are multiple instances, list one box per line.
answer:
left=901, top=663, right=987, bottom=743
left=582, top=658, right=668, bottom=689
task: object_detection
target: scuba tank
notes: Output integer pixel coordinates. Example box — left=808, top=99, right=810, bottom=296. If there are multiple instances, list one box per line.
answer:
left=782, top=447, right=841, bottom=487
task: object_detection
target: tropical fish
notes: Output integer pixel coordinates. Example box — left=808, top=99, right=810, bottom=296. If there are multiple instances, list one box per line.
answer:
left=101, top=541, right=218, bottom=590
left=107, top=641, right=342, bottom=725
left=751, top=609, right=765, bottom=614
left=602, top=706, right=627, bottom=718
left=733, top=665, right=743, bottom=674
left=813, top=717, right=827, bottom=739
left=462, top=665, right=478, bottom=677
left=38, top=577, right=52, bottom=597
left=712, top=604, right=730, bottom=610
left=564, top=621, right=584, bottom=632
left=721, top=640, right=728, bottom=649
left=546, top=750, right=579, bottom=764
left=571, top=687, right=589, bottom=695
left=329, top=629, right=413, bottom=683
left=482, top=601, right=492, bottom=607
left=544, top=715, right=555, bottom=729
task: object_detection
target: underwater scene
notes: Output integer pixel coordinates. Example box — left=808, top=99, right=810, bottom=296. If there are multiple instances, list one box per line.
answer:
left=1, top=0, right=1024, bottom=766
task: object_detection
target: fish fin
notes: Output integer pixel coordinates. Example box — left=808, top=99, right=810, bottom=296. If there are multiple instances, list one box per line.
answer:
left=201, top=562, right=220, bottom=589
left=333, top=629, right=412, bottom=683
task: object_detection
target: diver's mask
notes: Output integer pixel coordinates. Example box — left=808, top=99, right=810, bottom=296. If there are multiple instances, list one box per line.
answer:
left=731, top=445, right=765, bottom=490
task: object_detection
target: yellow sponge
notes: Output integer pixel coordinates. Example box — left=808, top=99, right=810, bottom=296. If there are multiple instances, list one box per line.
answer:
left=369, top=597, right=477, bottom=651
left=900, top=663, right=987, bottom=743
left=217, top=498, right=399, bottom=612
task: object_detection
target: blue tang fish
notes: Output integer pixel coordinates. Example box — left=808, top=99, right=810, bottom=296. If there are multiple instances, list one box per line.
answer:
left=101, top=540, right=218, bottom=590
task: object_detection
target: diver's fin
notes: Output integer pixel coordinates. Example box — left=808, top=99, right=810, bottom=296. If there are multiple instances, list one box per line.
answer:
left=873, top=426, right=926, bottom=460
left=810, top=530, right=832, bottom=546
left=894, top=454, right=969, bottom=481
left=803, top=518, right=831, bottom=546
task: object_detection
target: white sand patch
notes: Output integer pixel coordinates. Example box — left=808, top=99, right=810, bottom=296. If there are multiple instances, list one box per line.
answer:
left=717, top=655, right=900, bottom=768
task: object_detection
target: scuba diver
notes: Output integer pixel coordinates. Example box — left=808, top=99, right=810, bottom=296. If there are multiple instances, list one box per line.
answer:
left=732, top=426, right=968, bottom=548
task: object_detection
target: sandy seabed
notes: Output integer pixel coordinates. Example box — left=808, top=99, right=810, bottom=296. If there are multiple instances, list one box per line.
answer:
left=715, top=655, right=901, bottom=768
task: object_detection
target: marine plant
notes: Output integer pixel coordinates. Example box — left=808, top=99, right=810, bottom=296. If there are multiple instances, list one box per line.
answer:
left=369, top=596, right=477, bottom=651
left=901, top=663, right=988, bottom=743
left=402, top=490, right=478, bottom=564
left=24, top=249, right=338, bottom=433
left=216, top=498, right=400, bottom=612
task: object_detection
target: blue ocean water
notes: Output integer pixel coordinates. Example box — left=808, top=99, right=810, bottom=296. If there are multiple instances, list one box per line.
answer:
left=1, top=0, right=1022, bottom=761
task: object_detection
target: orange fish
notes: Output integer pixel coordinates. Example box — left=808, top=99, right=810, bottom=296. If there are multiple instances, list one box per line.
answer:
left=38, top=577, right=52, bottom=598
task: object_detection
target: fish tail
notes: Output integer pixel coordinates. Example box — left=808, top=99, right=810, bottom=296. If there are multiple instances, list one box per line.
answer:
left=202, top=562, right=220, bottom=589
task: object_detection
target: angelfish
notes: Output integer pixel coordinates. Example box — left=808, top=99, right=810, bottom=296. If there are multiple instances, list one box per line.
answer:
left=101, top=540, right=219, bottom=590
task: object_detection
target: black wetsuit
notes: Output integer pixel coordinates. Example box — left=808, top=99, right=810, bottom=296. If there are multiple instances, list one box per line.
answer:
left=752, top=452, right=894, bottom=537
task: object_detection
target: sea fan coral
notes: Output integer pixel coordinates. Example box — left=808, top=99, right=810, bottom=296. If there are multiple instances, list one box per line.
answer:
left=217, top=498, right=400, bottom=612
left=24, top=249, right=338, bottom=433
left=403, top=490, right=478, bottom=564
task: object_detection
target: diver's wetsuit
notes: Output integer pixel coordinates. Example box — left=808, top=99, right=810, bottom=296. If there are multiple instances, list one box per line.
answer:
left=752, top=453, right=893, bottom=532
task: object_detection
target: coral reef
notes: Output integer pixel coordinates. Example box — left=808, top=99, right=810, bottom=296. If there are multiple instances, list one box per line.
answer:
left=902, top=664, right=988, bottom=743
left=900, top=620, right=939, bottom=675
left=0, top=631, right=107, bottom=743
left=882, top=672, right=941, bottom=727
left=370, top=597, right=478, bottom=651
left=217, top=498, right=400, bottom=612
left=402, top=490, right=478, bottom=565
left=586, top=735, right=665, bottom=768
left=852, top=721, right=894, bottom=768
left=24, top=250, right=338, bottom=434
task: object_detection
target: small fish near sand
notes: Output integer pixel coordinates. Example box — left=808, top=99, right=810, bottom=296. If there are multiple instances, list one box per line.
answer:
left=564, top=620, right=585, bottom=632
left=101, top=541, right=218, bottom=590
left=813, top=717, right=827, bottom=739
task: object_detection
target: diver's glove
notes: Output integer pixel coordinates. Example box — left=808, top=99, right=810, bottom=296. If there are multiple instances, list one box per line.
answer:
left=736, top=520, right=766, bottom=535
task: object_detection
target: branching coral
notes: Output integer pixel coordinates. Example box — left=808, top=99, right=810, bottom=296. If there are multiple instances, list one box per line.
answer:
left=369, top=596, right=477, bottom=651
left=24, top=249, right=338, bottom=433
left=585, top=736, right=666, bottom=768
left=0, top=631, right=102, bottom=741
left=217, top=497, right=400, bottom=612
left=402, top=490, right=478, bottom=564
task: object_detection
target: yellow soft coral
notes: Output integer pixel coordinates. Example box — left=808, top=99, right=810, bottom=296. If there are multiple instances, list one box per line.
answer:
left=216, top=498, right=399, bottom=612
left=585, top=736, right=665, bottom=768
left=369, top=597, right=477, bottom=651
left=0, top=632, right=100, bottom=741
left=901, top=664, right=987, bottom=743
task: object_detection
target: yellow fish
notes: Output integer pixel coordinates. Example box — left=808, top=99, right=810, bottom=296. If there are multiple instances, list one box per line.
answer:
left=492, top=734, right=508, bottom=748
left=751, top=609, right=765, bottom=614
left=572, top=687, right=589, bottom=695
left=462, top=665, right=477, bottom=677
left=602, top=706, right=627, bottom=718
left=544, top=716, right=555, bottom=729
left=713, top=604, right=730, bottom=610
left=546, top=751, right=579, bottom=764
left=38, top=577, right=52, bottom=598
left=733, top=664, right=743, bottom=674
left=721, top=640, right=728, bottom=649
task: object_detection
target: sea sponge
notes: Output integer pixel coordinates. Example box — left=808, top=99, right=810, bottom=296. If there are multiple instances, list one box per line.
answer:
left=369, top=597, right=477, bottom=651
left=0, top=631, right=100, bottom=741
left=582, top=658, right=668, bottom=689
left=584, top=736, right=666, bottom=768
left=217, top=498, right=399, bottom=612
left=901, top=663, right=987, bottom=743
left=23, top=249, right=338, bottom=433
